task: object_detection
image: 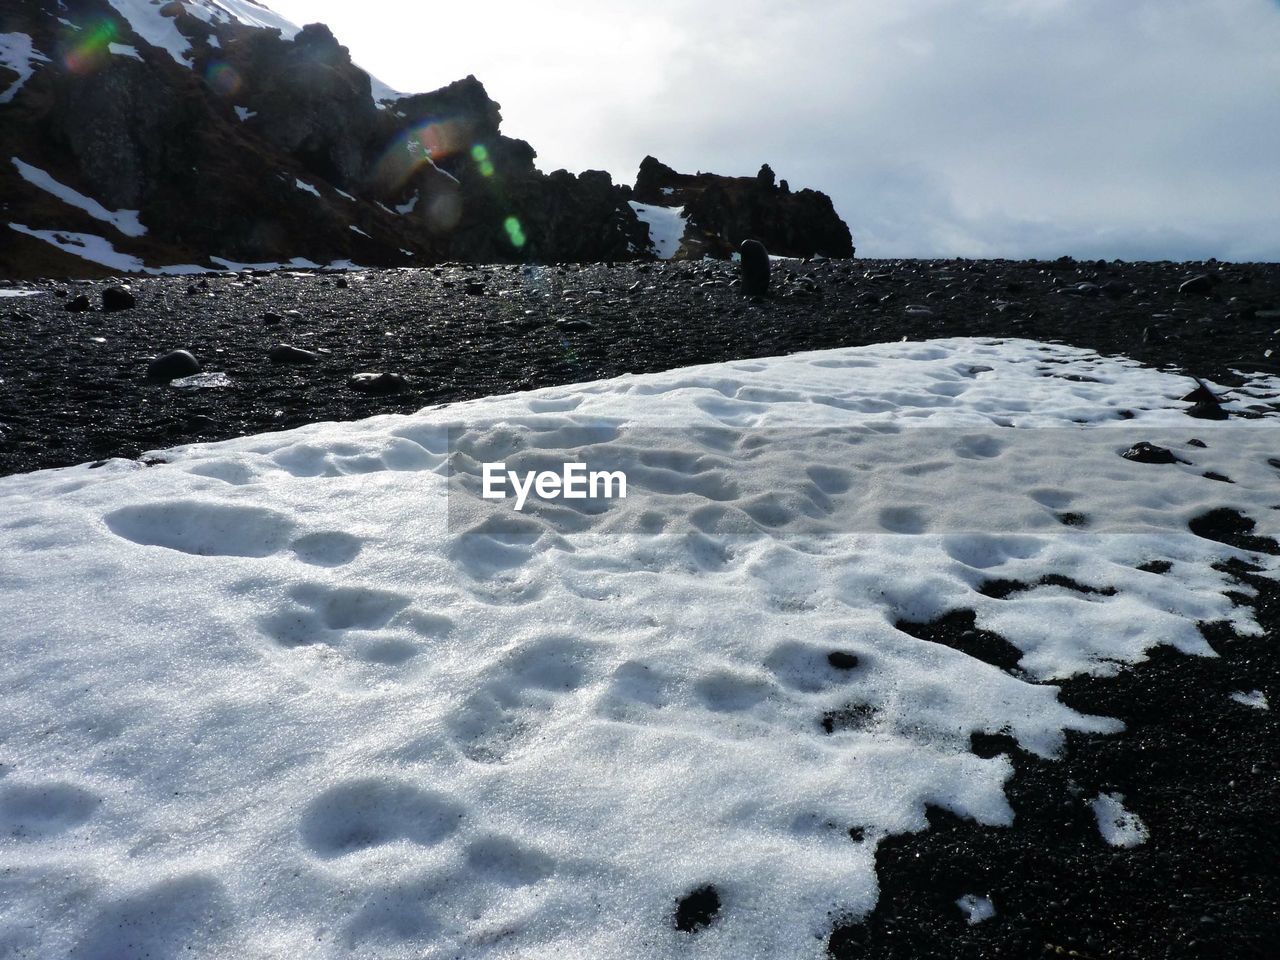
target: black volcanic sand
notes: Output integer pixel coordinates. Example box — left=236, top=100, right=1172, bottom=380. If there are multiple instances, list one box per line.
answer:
left=1, top=257, right=1278, bottom=477
left=3, top=257, right=1280, bottom=959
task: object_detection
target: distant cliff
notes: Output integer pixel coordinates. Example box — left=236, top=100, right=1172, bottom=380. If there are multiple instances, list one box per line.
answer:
left=632, top=157, right=854, bottom=260
left=0, top=0, right=854, bottom=277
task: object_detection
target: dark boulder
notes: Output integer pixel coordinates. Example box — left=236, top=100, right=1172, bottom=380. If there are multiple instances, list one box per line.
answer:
left=1122, top=442, right=1188, bottom=465
left=1178, top=274, right=1214, bottom=296
left=739, top=239, right=770, bottom=296
left=146, top=349, right=201, bottom=383
left=348, top=371, right=407, bottom=395
left=101, top=285, right=136, bottom=312
left=268, top=344, right=320, bottom=364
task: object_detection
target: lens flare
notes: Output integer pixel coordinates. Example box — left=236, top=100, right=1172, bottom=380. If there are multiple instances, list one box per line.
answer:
left=62, top=19, right=117, bottom=74
left=503, top=216, right=526, bottom=249
left=205, top=62, right=243, bottom=97
left=471, top=144, right=496, bottom=178
left=372, top=117, right=470, bottom=192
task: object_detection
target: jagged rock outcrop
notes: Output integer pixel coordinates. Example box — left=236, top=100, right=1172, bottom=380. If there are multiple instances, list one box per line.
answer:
left=0, top=0, right=852, bottom=278
left=633, top=156, right=854, bottom=259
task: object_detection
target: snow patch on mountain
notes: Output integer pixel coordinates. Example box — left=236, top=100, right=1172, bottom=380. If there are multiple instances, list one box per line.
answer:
left=629, top=201, right=687, bottom=259
left=12, top=158, right=148, bottom=237
left=0, top=32, right=50, bottom=104
left=104, top=0, right=194, bottom=66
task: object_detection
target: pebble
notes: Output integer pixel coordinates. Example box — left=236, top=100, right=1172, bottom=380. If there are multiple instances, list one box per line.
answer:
left=348, top=372, right=407, bottom=395
left=64, top=294, right=92, bottom=313
left=268, top=344, right=320, bottom=364
left=1122, top=442, right=1187, bottom=465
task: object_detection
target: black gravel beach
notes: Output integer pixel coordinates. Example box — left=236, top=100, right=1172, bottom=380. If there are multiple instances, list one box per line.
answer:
left=1, top=257, right=1278, bottom=478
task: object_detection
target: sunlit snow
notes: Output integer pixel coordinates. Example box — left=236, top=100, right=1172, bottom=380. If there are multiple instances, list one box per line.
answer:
left=1, top=339, right=1275, bottom=958
left=1091, top=792, right=1149, bottom=848
left=1229, top=689, right=1268, bottom=710
left=11, top=158, right=148, bottom=237
left=0, top=32, right=50, bottom=104
left=629, top=202, right=687, bottom=259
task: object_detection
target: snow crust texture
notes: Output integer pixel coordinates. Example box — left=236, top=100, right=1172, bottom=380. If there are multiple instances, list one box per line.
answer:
left=1, top=338, right=1276, bottom=959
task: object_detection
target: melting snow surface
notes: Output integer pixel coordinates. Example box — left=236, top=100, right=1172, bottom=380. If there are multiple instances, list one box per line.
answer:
left=629, top=201, right=687, bottom=259
left=1091, top=792, right=1149, bottom=848
left=0, top=32, right=50, bottom=104
left=1229, top=689, right=1269, bottom=710
left=11, top=158, right=148, bottom=237
left=1, top=339, right=1277, bottom=959
left=956, top=894, right=996, bottom=925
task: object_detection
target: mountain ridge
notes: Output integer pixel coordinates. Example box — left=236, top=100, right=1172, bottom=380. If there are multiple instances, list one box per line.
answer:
left=1, top=0, right=853, bottom=278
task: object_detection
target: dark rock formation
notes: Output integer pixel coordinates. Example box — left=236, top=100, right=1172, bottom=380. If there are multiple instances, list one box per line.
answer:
left=632, top=155, right=854, bottom=259
left=0, top=0, right=853, bottom=278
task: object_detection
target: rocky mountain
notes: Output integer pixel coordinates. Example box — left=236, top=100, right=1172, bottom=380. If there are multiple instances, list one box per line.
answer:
left=631, top=157, right=854, bottom=261
left=0, top=0, right=853, bottom=278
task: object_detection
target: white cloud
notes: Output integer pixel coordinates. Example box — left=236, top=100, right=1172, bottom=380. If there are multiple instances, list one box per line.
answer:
left=267, top=0, right=1280, bottom=259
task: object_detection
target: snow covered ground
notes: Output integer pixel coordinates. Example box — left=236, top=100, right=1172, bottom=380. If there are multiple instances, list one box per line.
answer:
left=1, top=338, right=1276, bottom=959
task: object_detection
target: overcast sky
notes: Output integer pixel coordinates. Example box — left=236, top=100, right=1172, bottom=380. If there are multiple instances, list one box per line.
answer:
left=268, top=0, right=1280, bottom=260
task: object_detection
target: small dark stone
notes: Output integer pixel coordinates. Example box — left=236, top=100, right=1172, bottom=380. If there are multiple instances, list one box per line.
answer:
left=1182, top=380, right=1228, bottom=420
left=334, top=277, right=349, bottom=289
left=262, top=312, right=284, bottom=326
left=65, top=294, right=92, bottom=313
left=674, top=885, right=721, bottom=932
left=100, top=285, right=136, bottom=312
left=146, top=349, right=201, bottom=383
left=1203, top=471, right=1233, bottom=483
left=268, top=344, right=320, bottom=364
left=821, top=702, right=878, bottom=734
left=1187, top=438, right=1208, bottom=448
left=827, top=651, right=860, bottom=670
left=1122, top=442, right=1187, bottom=465
left=847, top=826, right=866, bottom=842
left=1181, top=380, right=1224, bottom=404
left=1187, top=399, right=1229, bottom=421
left=1137, top=560, right=1173, bottom=574
left=464, top=282, right=486, bottom=296
left=348, top=372, right=407, bottom=395
left=739, top=239, right=770, bottom=297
